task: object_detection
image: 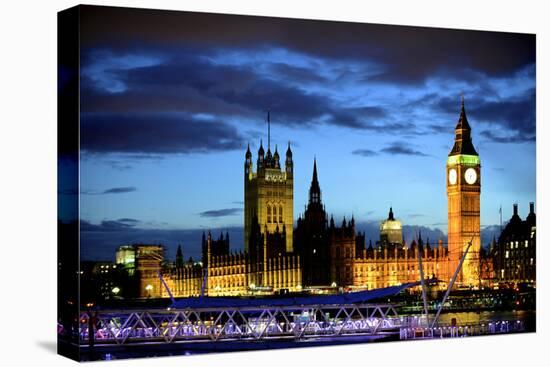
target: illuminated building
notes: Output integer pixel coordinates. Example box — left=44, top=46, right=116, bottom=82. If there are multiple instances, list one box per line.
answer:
left=446, top=97, right=481, bottom=287
left=115, top=245, right=137, bottom=274
left=296, top=160, right=451, bottom=291
left=492, top=203, right=536, bottom=285
left=115, top=244, right=165, bottom=298
left=129, top=100, right=488, bottom=298
left=164, top=232, right=301, bottom=297
left=244, top=113, right=294, bottom=253
left=380, top=207, right=403, bottom=248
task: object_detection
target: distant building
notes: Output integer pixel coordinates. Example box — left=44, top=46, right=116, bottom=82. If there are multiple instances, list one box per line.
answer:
left=492, top=203, right=536, bottom=286
left=116, top=244, right=164, bottom=298
left=379, top=207, right=403, bottom=248
left=80, top=261, right=128, bottom=302
left=115, top=245, right=137, bottom=274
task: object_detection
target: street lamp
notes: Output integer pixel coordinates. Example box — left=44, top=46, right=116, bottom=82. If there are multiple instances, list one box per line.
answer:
left=145, top=284, right=153, bottom=298
left=112, top=287, right=120, bottom=296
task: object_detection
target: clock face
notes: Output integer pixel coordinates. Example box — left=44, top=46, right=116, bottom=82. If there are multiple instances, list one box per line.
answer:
left=465, top=168, right=477, bottom=184
left=448, top=168, right=457, bottom=185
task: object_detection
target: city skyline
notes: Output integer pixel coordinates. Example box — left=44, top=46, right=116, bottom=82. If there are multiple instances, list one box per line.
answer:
left=59, top=7, right=536, bottom=261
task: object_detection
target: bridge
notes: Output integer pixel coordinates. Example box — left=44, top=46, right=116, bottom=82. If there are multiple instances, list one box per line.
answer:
left=79, top=302, right=403, bottom=345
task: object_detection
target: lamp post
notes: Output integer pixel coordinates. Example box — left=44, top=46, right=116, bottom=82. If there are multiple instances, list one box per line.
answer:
left=145, top=284, right=153, bottom=298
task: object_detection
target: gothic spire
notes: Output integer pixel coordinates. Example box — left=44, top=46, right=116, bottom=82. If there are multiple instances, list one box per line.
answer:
left=267, top=110, right=271, bottom=151
left=286, top=141, right=292, bottom=158
left=449, top=95, right=478, bottom=156
left=309, top=158, right=321, bottom=205
left=258, top=139, right=264, bottom=156
left=313, top=157, right=318, bottom=183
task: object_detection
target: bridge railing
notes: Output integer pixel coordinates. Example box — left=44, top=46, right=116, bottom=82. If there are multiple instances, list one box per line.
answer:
left=400, top=320, right=524, bottom=340
left=78, top=303, right=401, bottom=345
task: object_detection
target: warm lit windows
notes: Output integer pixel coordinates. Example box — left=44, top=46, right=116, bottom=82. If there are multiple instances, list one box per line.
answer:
left=267, top=205, right=272, bottom=223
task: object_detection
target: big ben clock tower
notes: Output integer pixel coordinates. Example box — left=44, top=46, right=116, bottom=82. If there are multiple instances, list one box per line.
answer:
left=447, top=96, right=481, bottom=288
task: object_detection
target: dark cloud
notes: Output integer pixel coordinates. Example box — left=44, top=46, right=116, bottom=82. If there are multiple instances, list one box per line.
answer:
left=269, top=62, right=328, bottom=84
left=117, top=218, right=140, bottom=223
left=407, top=213, right=427, bottom=218
left=199, top=208, right=243, bottom=218
left=471, top=89, right=536, bottom=143
left=327, top=106, right=391, bottom=130
left=480, top=130, right=535, bottom=143
left=80, top=219, right=138, bottom=232
left=352, top=149, right=379, bottom=157
left=427, top=124, right=452, bottom=134
left=81, top=113, right=245, bottom=154
left=380, top=142, right=429, bottom=156
left=79, top=6, right=534, bottom=85
left=102, top=186, right=137, bottom=194
left=77, top=6, right=535, bottom=158
left=81, top=49, right=412, bottom=147
left=433, top=88, right=535, bottom=143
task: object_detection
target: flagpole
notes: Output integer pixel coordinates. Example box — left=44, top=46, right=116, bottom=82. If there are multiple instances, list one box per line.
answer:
left=267, top=110, right=271, bottom=150
left=499, top=204, right=502, bottom=235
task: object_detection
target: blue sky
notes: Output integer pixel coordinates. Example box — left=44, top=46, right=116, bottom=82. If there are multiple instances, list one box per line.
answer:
left=60, top=6, right=536, bottom=260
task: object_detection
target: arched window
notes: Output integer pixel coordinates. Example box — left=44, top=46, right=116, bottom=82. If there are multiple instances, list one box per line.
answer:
left=279, top=205, right=283, bottom=223
left=267, top=205, right=272, bottom=223
left=273, top=206, right=277, bottom=222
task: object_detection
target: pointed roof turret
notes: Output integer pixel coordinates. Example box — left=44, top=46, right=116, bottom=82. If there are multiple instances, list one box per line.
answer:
left=449, top=95, right=478, bottom=156
left=388, top=206, right=395, bottom=221
left=456, top=94, right=471, bottom=131
left=246, top=142, right=252, bottom=158
left=313, top=157, right=318, bottom=182
left=258, top=139, right=264, bottom=157
left=286, top=141, right=292, bottom=158
left=273, top=144, right=280, bottom=167
left=308, top=157, right=322, bottom=205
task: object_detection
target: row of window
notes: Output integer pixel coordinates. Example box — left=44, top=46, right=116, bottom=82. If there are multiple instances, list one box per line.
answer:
left=266, top=190, right=286, bottom=197
left=267, top=205, right=284, bottom=223
left=507, top=240, right=531, bottom=249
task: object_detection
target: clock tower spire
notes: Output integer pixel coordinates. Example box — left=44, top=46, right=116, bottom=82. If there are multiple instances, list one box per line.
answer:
left=446, top=96, right=481, bottom=288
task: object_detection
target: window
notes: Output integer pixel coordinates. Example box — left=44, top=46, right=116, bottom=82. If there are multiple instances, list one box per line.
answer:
left=273, top=206, right=277, bottom=222
left=505, top=251, right=509, bottom=259
left=267, top=205, right=272, bottom=223
left=279, top=205, right=283, bottom=223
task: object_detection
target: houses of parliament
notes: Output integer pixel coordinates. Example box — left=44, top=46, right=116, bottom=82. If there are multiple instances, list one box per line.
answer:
left=132, top=100, right=488, bottom=298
